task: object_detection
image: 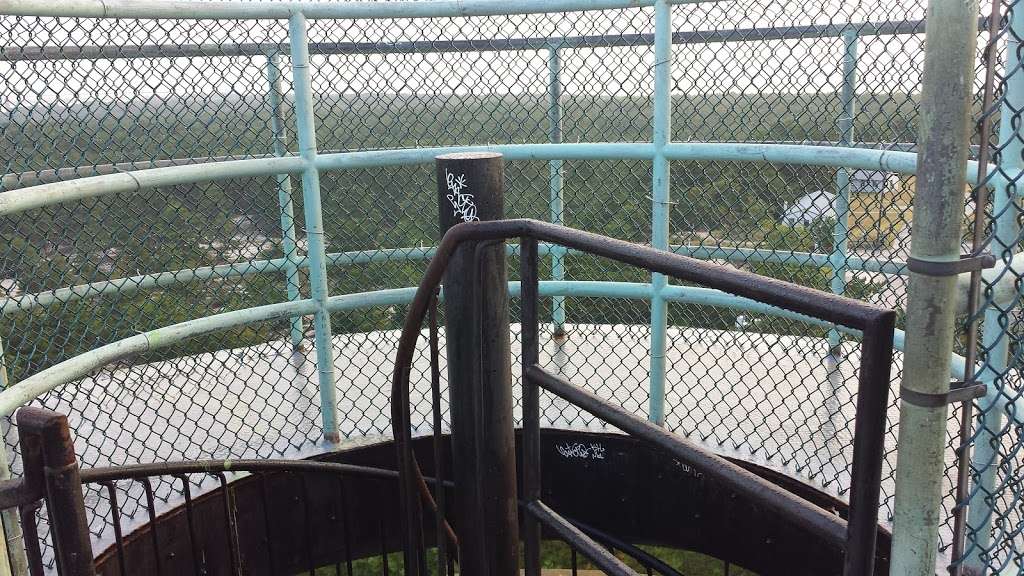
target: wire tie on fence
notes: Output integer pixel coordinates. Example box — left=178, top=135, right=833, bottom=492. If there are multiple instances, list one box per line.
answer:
left=899, top=380, right=988, bottom=408
left=905, top=252, right=996, bottom=276
left=646, top=195, right=677, bottom=206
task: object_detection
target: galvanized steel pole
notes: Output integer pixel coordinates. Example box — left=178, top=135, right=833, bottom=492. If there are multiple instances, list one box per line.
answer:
left=890, top=0, right=979, bottom=573
left=289, top=14, right=340, bottom=444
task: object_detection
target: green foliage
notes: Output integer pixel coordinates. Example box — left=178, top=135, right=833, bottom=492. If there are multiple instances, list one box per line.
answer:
left=1, top=93, right=901, bottom=381
left=306, top=542, right=758, bottom=575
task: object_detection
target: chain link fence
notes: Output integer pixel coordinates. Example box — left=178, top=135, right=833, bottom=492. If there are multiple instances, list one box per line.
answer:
left=0, top=0, right=1020, bottom=572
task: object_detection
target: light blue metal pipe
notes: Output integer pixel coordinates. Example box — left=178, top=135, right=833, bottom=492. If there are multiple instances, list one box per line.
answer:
left=823, top=30, right=860, bottom=424
left=1, top=0, right=717, bottom=20
left=547, top=44, right=567, bottom=337
left=0, top=156, right=307, bottom=217
left=965, top=6, right=1024, bottom=568
left=2, top=273, right=1007, bottom=440
left=670, top=244, right=906, bottom=274
left=290, top=14, right=339, bottom=444
left=0, top=298, right=320, bottom=418
left=4, top=143, right=1001, bottom=218
left=662, top=143, right=999, bottom=188
left=0, top=244, right=557, bottom=315
left=0, top=241, right=908, bottom=316
left=828, top=29, right=859, bottom=350
left=315, top=143, right=656, bottom=170
left=0, top=287, right=412, bottom=419
left=267, top=52, right=305, bottom=350
left=0, top=281, right=851, bottom=420
left=648, top=0, right=673, bottom=426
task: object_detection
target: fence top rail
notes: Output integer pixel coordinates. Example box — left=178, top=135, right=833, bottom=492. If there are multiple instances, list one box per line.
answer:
left=0, top=18, right=951, bottom=63
left=0, top=0, right=713, bottom=21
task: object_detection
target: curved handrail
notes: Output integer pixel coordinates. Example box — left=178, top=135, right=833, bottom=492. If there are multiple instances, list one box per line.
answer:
left=0, top=143, right=1000, bottom=217
left=389, top=219, right=895, bottom=574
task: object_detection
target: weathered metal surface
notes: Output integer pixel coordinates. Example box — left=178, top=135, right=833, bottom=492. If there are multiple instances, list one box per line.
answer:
left=433, top=152, right=519, bottom=576
left=84, top=431, right=891, bottom=575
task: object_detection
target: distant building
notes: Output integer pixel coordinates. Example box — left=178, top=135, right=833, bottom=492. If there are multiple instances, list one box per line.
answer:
left=780, top=170, right=914, bottom=247
left=781, top=190, right=836, bottom=226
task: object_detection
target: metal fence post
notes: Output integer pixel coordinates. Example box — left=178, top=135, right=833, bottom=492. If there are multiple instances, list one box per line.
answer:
left=289, top=13, right=340, bottom=444
left=266, top=51, right=306, bottom=351
left=520, top=235, right=542, bottom=576
left=828, top=28, right=859, bottom=333
left=890, top=0, right=980, bottom=573
left=648, top=0, right=673, bottom=425
left=436, top=152, right=519, bottom=576
left=17, top=408, right=94, bottom=576
left=965, top=6, right=1024, bottom=572
left=0, top=337, right=29, bottom=576
left=547, top=43, right=567, bottom=339
left=822, top=28, right=859, bottom=465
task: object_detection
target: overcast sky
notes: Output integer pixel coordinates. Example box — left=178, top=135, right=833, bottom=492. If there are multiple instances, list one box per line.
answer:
left=0, top=0, right=960, bottom=112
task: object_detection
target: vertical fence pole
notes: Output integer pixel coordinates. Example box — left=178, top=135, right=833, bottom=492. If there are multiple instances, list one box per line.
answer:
left=823, top=28, right=859, bottom=460
left=890, top=0, right=980, bottom=574
left=648, top=0, right=673, bottom=425
left=520, top=235, right=542, bottom=576
left=289, top=13, right=339, bottom=444
left=547, top=43, right=567, bottom=339
left=436, top=152, right=519, bottom=576
left=828, top=28, right=859, bottom=334
left=0, top=337, right=29, bottom=576
left=965, top=6, right=1024, bottom=571
left=17, top=408, right=94, bottom=576
left=266, top=51, right=306, bottom=351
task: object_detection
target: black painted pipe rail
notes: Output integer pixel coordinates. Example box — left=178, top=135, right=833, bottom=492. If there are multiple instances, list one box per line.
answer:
left=391, top=218, right=896, bottom=576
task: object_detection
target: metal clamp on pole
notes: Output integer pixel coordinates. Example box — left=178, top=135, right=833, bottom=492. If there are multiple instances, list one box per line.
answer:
left=905, top=253, right=996, bottom=276
left=899, top=381, right=988, bottom=408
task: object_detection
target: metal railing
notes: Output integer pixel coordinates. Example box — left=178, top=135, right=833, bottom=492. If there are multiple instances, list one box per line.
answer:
left=389, top=218, right=896, bottom=575
left=0, top=0, right=1020, bottom=572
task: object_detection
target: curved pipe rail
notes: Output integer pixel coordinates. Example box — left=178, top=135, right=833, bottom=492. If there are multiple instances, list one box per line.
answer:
left=0, top=143, right=999, bottom=217
left=0, top=0, right=714, bottom=20
left=6, top=274, right=1018, bottom=427
left=389, top=219, right=895, bottom=575
left=0, top=242, right=912, bottom=315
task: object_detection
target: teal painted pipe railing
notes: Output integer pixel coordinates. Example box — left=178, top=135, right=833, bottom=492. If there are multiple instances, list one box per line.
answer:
left=648, top=0, right=673, bottom=426
left=0, top=243, right=910, bottom=316
left=0, top=2, right=1009, bottom=570
left=823, top=29, right=860, bottom=446
left=0, top=143, right=1000, bottom=218
left=266, top=51, right=306, bottom=350
left=547, top=43, right=567, bottom=338
left=14, top=276, right=1024, bottom=428
left=0, top=281, right=890, bottom=419
left=290, top=14, right=339, bottom=444
left=0, top=0, right=719, bottom=20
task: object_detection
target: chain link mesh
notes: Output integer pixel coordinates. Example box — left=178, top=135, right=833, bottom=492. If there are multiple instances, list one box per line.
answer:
left=0, top=0, right=1019, bottom=572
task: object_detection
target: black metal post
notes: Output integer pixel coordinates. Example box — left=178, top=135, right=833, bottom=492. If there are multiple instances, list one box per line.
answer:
left=436, top=152, right=519, bottom=575
left=16, top=407, right=95, bottom=576
left=845, top=312, right=896, bottom=576
left=520, top=236, right=542, bottom=576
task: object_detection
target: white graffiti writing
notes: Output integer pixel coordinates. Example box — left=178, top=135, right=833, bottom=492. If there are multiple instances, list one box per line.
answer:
left=445, top=169, right=479, bottom=223
left=556, top=442, right=607, bottom=460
